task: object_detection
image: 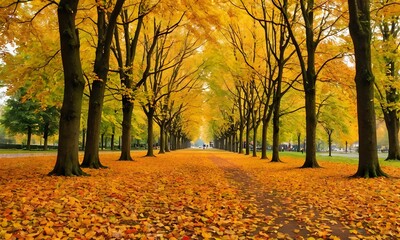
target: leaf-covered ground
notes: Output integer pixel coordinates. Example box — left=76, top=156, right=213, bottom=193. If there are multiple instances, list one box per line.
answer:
left=1, top=150, right=400, bottom=239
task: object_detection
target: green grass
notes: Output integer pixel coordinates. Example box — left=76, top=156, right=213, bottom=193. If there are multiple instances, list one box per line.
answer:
left=0, top=149, right=56, bottom=154
left=277, top=151, right=400, bottom=167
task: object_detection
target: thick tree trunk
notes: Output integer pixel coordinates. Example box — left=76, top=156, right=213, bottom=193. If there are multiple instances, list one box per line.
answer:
left=49, top=0, right=86, bottom=176
left=119, top=98, right=133, bottom=160
left=302, top=89, right=320, bottom=168
left=81, top=81, right=107, bottom=168
left=348, top=0, right=387, bottom=177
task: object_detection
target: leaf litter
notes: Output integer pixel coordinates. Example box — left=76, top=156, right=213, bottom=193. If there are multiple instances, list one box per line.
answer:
left=1, top=151, right=400, bottom=239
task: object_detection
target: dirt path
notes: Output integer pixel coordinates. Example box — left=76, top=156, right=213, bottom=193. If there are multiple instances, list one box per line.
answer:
left=209, top=154, right=352, bottom=239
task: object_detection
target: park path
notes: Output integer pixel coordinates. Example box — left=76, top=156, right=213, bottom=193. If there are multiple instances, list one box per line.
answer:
left=208, top=154, right=352, bottom=239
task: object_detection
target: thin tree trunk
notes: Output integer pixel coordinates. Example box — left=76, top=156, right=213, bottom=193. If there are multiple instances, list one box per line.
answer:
left=252, top=123, right=258, bottom=157
left=43, top=123, right=49, bottom=151
left=261, top=119, right=268, bottom=159
left=384, top=110, right=400, bottom=160
left=271, top=100, right=282, bottom=162
left=26, top=126, right=32, bottom=151
left=245, top=113, right=250, bottom=155
left=146, top=109, right=155, bottom=157
left=111, top=133, right=114, bottom=151
left=165, top=132, right=170, bottom=152
left=82, top=128, right=86, bottom=151
left=119, top=99, right=133, bottom=160
left=297, top=133, right=301, bottom=152
left=159, top=122, right=165, bottom=154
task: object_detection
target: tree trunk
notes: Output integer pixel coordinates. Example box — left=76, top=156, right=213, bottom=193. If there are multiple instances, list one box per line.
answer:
left=384, top=109, right=400, bottom=160
left=49, top=0, right=87, bottom=176
left=231, top=131, right=238, bottom=152
left=165, top=132, right=170, bottom=152
left=271, top=101, right=282, bottom=162
left=252, top=123, right=258, bottom=157
left=82, top=80, right=107, bottom=168
left=82, top=128, right=86, bottom=151
left=159, top=122, right=165, bottom=154
left=146, top=108, right=155, bottom=157
left=261, top=119, right=268, bottom=159
left=119, top=98, right=133, bottom=160
left=101, top=132, right=105, bottom=150
left=111, top=133, right=115, bottom=151
left=348, top=0, right=387, bottom=177
left=238, top=123, right=244, bottom=153
left=26, top=126, right=32, bottom=151
left=81, top=0, right=124, bottom=168
left=245, top=113, right=250, bottom=155
left=297, top=133, right=301, bottom=152
left=302, top=89, right=320, bottom=168
left=327, top=130, right=333, bottom=157
left=43, top=123, right=49, bottom=151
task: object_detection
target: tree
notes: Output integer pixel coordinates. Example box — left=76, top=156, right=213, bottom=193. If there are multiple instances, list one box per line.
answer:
left=49, top=0, right=87, bottom=176
left=38, top=106, right=60, bottom=151
left=111, top=1, right=154, bottom=161
left=348, top=0, right=387, bottom=177
left=273, top=0, right=346, bottom=168
left=81, top=0, right=125, bottom=169
left=0, top=92, right=40, bottom=150
left=372, top=0, right=400, bottom=160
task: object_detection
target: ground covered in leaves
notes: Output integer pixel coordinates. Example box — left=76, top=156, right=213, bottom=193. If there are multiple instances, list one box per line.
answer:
left=1, top=150, right=400, bottom=239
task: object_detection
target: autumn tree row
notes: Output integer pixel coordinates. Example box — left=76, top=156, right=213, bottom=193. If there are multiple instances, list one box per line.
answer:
left=206, top=0, right=399, bottom=178
left=0, top=0, right=207, bottom=175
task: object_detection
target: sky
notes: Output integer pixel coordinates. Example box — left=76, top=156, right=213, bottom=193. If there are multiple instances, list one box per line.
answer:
left=0, top=86, right=8, bottom=106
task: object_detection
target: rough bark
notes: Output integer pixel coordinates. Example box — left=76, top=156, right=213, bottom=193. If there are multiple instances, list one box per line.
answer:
left=49, top=0, right=87, bottom=176
left=348, top=0, right=387, bottom=177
